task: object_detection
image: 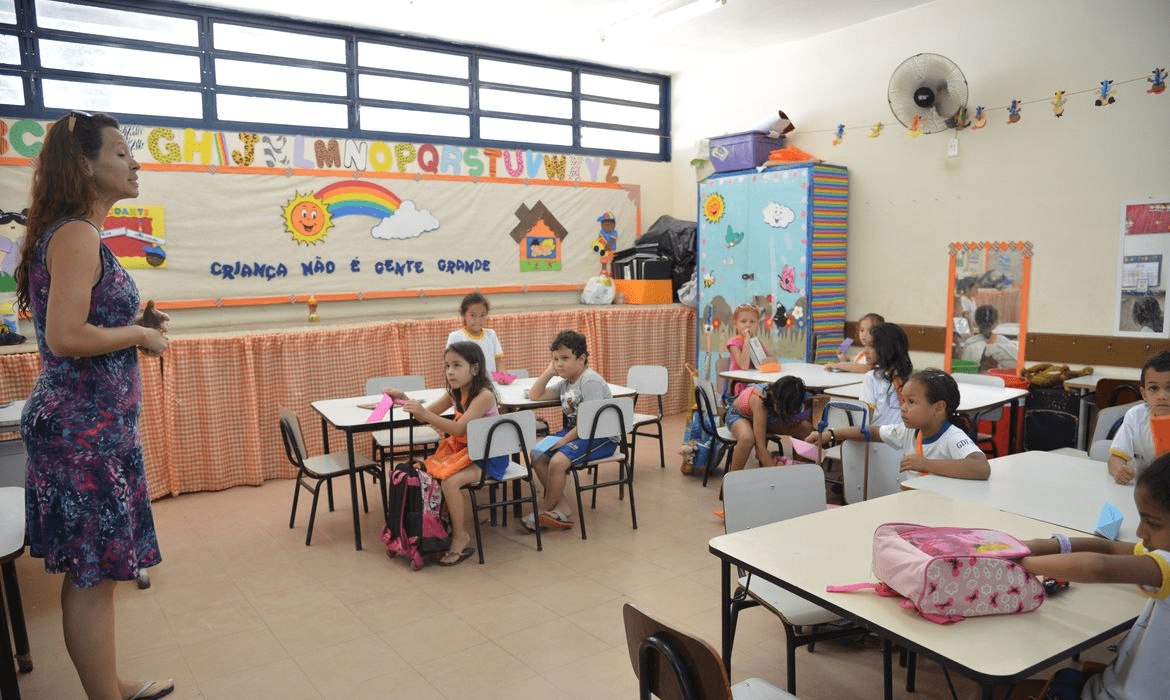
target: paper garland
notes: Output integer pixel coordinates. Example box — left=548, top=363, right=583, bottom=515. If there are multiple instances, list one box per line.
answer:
left=813, top=67, right=1164, bottom=144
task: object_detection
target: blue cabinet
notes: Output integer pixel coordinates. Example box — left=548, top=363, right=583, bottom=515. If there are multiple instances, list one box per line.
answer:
left=695, top=163, right=849, bottom=386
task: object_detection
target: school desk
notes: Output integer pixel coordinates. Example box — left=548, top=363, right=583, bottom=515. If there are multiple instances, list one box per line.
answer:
left=720, top=363, right=865, bottom=392
left=708, top=489, right=1146, bottom=700
left=0, top=486, right=30, bottom=700
left=1064, top=369, right=1143, bottom=451
left=903, top=450, right=1140, bottom=542
left=825, top=381, right=1029, bottom=455
left=0, top=401, right=24, bottom=490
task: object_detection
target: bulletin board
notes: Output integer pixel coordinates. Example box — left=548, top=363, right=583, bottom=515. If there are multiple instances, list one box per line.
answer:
left=1116, top=199, right=1169, bottom=338
left=0, top=118, right=641, bottom=310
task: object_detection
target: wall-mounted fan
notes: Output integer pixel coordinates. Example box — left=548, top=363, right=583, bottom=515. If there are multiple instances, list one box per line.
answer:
left=888, top=53, right=968, bottom=134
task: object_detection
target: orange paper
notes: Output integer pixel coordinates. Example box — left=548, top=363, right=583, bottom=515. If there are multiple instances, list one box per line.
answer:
left=1153, top=415, right=1170, bottom=456
left=758, top=362, right=782, bottom=372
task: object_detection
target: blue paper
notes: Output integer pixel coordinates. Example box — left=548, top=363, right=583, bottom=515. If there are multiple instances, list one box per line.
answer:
left=532, top=434, right=561, bottom=461
left=1094, top=502, right=1123, bottom=540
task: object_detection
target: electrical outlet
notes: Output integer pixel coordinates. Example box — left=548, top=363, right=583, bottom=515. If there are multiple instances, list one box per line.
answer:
left=947, top=137, right=959, bottom=157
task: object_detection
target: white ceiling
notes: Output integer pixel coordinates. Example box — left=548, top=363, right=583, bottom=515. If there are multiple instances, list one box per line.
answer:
left=175, top=0, right=935, bottom=75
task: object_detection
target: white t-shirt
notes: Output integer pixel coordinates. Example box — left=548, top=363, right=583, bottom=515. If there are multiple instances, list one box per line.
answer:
left=861, top=369, right=902, bottom=426
left=1109, top=403, right=1159, bottom=474
left=960, top=334, right=1018, bottom=369
left=446, top=327, right=504, bottom=374
left=1083, top=548, right=1169, bottom=700
left=879, top=422, right=981, bottom=483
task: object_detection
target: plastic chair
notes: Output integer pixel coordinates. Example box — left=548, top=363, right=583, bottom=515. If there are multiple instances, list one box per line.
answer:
left=364, top=376, right=441, bottom=464
left=1088, top=440, right=1113, bottom=462
left=841, top=439, right=902, bottom=503
left=626, top=365, right=669, bottom=469
left=568, top=397, right=636, bottom=539
left=623, top=602, right=797, bottom=700
left=279, top=405, right=384, bottom=546
left=953, top=373, right=1005, bottom=457
left=722, top=466, right=862, bottom=695
left=1053, top=401, right=1139, bottom=459
left=464, top=410, right=543, bottom=563
left=693, top=378, right=737, bottom=487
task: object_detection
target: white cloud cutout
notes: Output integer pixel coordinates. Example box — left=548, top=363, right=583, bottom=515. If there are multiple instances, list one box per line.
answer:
left=761, top=201, right=795, bottom=228
left=369, top=200, right=439, bottom=240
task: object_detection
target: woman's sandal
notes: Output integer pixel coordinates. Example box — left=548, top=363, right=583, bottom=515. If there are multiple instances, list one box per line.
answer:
left=128, top=680, right=175, bottom=700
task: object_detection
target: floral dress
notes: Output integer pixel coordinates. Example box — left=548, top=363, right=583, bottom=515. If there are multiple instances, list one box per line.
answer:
left=21, top=218, right=160, bottom=589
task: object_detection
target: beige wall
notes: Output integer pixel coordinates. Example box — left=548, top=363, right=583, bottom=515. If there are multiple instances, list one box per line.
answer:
left=665, top=0, right=1170, bottom=347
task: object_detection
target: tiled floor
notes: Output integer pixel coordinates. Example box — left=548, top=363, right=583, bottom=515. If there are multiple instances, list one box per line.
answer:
left=12, top=413, right=1106, bottom=699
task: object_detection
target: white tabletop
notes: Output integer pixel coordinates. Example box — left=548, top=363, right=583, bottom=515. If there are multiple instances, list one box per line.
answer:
left=312, top=379, right=635, bottom=428
left=721, top=363, right=865, bottom=391
left=903, top=450, right=1141, bottom=542
left=709, top=490, right=1146, bottom=684
left=0, top=487, right=25, bottom=558
left=1064, top=368, right=1143, bottom=392
left=0, top=400, right=24, bottom=432
left=825, top=381, right=1028, bottom=414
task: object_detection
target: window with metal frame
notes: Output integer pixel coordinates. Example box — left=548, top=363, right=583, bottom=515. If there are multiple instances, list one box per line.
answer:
left=0, top=0, right=670, bottom=161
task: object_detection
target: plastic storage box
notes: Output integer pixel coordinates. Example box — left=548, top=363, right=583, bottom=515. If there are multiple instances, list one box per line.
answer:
left=709, top=131, right=785, bottom=172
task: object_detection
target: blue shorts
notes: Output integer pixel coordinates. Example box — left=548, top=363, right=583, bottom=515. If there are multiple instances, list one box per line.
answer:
left=546, top=427, right=618, bottom=466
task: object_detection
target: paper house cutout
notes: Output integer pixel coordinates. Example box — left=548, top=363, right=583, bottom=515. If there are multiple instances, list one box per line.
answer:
left=511, top=201, right=568, bottom=272
left=1094, top=502, right=1124, bottom=540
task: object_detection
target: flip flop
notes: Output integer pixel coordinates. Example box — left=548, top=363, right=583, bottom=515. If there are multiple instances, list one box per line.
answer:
left=539, top=511, right=575, bottom=530
left=437, top=546, right=475, bottom=566
left=128, top=680, right=175, bottom=700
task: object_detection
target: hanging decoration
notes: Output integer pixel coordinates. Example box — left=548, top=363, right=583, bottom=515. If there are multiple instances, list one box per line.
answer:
left=970, top=106, right=987, bottom=130
left=813, top=66, right=1162, bottom=145
left=1148, top=68, right=1166, bottom=94
left=1051, top=90, right=1067, bottom=117
left=1007, top=100, right=1022, bottom=124
left=1095, top=79, right=1117, bottom=106
left=907, top=115, right=924, bottom=137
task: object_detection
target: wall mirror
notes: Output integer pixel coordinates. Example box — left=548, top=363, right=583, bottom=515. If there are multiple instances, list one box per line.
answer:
left=944, top=241, right=1032, bottom=374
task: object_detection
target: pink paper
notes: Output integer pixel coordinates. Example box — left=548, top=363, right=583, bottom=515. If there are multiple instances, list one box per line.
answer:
left=365, top=394, right=399, bottom=423
left=788, top=437, right=820, bottom=462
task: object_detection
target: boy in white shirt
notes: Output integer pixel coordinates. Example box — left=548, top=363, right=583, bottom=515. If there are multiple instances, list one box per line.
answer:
left=1109, top=350, right=1170, bottom=484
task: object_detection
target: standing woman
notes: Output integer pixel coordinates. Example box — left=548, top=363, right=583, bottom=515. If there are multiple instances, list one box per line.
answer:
left=15, top=112, right=172, bottom=700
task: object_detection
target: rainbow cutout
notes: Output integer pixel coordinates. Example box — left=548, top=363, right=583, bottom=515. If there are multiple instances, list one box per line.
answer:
left=316, top=180, right=402, bottom=219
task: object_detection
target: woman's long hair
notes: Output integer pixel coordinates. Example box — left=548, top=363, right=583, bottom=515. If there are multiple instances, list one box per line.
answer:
left=15, top=111, right=120, bottom=313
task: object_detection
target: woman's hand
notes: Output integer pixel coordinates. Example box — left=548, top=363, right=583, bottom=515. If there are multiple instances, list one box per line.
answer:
left=137, top=300, right=169, bottom=333
left=138, top=326, right=168, bottom=357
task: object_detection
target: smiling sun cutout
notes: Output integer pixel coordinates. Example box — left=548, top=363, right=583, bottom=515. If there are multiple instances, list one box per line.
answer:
left=282, top=193, right=333, bottom=245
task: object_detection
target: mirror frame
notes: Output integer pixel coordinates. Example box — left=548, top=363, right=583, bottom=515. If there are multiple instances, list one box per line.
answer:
left=945, top=241, right=1032, bottom=375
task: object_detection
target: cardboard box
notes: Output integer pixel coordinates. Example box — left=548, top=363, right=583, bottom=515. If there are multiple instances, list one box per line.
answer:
left=614, top=279, right=672, bottom=305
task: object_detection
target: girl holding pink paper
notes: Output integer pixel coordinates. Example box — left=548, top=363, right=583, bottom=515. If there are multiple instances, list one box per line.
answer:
left=382, top=341, right=505, bottom=566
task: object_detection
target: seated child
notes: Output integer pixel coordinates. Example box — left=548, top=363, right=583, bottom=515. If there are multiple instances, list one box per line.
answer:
left=382, top=342, right=506, bottom=566
left=826, top=312, right=883, bottom=373
left=446, top=291, right=505, bottom=374
left=725, top=302, right=775, bottom=400
left=1109, top=349, right=1170, bottom=485
left=725, top=376, right=812, bottom=472
left=1013, top=451, right=1170, bottom=699
left=807, top=369, right=990, bottom=481
left=959, top=304, right=1017, bottom=372
left=522, top=330, right=616, bottom=531
left=861, top=322, right=913, bottom=426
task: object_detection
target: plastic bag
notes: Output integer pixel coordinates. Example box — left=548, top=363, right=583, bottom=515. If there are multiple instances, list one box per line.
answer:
left=580, top=274, right=615, bottom=305
left=677, top=273, right=697, bottom=306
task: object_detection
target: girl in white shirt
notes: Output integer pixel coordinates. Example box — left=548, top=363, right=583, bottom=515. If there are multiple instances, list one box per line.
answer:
left=859, top=322, right=913, bottom=426
left=446, top=292, right=505, bottom=374
left=808, top=368, right=990, bottom=480
left=1016, top=452, right=1170, bottom=700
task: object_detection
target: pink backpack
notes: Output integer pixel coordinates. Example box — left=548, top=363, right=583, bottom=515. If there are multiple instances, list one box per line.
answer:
left=827, top=522, right=1046, bottom=624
